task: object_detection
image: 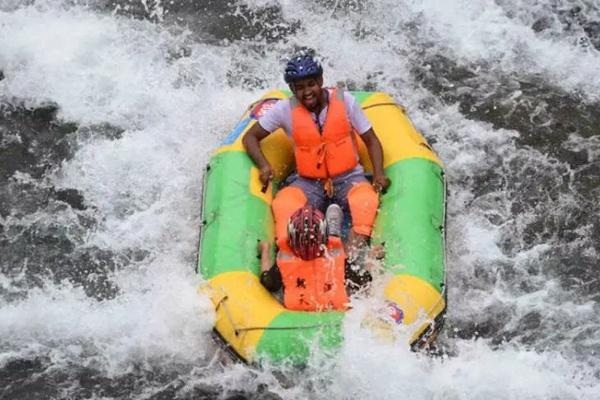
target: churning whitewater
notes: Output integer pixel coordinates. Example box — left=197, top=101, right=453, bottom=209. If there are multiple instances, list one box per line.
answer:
left=1, top=0, right=599, bottom=399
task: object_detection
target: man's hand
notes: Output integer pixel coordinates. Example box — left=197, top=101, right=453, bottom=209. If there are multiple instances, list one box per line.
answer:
left=259, top=164, right=273, bottom=192
left=242, top=122, right=272, bottom=192
left=372, top=174, right=391, bottom=193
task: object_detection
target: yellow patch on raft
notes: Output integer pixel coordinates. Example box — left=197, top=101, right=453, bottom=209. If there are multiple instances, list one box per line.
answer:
left=201, top=271, right=286, bottom=362
left=359, top=92, right=443, bottom=170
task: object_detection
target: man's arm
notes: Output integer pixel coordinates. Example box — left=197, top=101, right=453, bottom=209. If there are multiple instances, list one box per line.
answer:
left=242, top=123, right=273, bottom=191
left=360, top=129, right=391, bottom=192
left=344, top=92, right=391, bottom=193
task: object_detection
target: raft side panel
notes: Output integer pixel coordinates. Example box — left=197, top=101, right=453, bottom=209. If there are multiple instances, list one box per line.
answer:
left=374, top=158, right=445, bottom=292
left=198, top=151, right=274, bottom=278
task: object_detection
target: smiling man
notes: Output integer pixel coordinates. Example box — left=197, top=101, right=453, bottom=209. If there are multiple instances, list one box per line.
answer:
left=242, top=54, right=390, bottom=259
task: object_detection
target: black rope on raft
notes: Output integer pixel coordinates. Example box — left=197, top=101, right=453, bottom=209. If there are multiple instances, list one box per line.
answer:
left=361, top=102, right=404, bottom=111
left=215, top=295, right=342, bottom=334
left=215, top=295, right=242, bottom=337
left=236, top=322, right=342, bottom=333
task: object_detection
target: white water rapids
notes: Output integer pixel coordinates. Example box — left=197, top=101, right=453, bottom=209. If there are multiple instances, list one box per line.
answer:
left=1, top=1, right=599, bottom=398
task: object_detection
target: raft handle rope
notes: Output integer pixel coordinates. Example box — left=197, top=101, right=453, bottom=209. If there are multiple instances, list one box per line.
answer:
left=216, top=295, right=341, bottom=336
left=215, top=295, right=242, bottom=337
left=361, top=102, right=405, bottom=112
left=236, top=323, right=341, bottom=333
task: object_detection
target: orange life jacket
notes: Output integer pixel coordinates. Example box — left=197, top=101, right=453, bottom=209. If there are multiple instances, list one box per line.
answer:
left=277, top=236, right=349, bottom=311
left=290, top=88, right=360, bottom=179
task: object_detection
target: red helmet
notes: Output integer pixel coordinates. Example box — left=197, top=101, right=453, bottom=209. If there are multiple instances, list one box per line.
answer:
left=287, top=205, right=328, bottom=260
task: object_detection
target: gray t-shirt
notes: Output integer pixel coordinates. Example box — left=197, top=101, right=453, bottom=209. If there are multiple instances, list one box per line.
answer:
left=258, top=89, right=372, bottom=136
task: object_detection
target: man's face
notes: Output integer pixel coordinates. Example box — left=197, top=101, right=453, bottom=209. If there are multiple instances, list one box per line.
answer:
left=291, top=76, right=324, bottom=111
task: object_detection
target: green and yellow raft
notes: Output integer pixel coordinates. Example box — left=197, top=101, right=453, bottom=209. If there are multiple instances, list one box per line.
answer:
left=197, top=89, right=446, bottom=364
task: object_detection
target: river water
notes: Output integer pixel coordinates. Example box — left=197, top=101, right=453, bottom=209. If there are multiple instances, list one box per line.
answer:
left=1, top=1, right=599, bottom=399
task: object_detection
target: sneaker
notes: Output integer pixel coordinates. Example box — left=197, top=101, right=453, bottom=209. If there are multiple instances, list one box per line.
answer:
left=325, top=204, right=343, bottom=237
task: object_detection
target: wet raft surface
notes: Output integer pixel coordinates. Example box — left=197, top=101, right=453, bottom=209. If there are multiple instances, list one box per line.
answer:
left=1, top=1, right=600, bottom=399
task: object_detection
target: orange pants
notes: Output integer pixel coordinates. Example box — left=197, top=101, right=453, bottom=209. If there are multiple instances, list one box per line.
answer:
left=272, top=181, right=378, bottom=246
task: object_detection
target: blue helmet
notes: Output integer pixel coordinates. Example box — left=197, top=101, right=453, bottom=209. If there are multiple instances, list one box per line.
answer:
left=284, top=55, right=323, bottom=84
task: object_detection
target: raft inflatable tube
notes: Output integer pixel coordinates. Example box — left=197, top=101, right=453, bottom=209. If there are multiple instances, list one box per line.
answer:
left=197, top=90, right=446, bottom=364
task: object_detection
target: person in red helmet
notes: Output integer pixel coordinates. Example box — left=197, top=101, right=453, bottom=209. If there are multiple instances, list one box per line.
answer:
left=259, top=204, right=367, bottom=311
left=243, top=53, right=390, bottom=262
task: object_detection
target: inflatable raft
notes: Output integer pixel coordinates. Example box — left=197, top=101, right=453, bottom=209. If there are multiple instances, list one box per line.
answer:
left=197, top=89, right=446, bottom=364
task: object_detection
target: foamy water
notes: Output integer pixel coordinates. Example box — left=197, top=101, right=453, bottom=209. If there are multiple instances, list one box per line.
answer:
left=1, top=0, right=599, bottom=398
